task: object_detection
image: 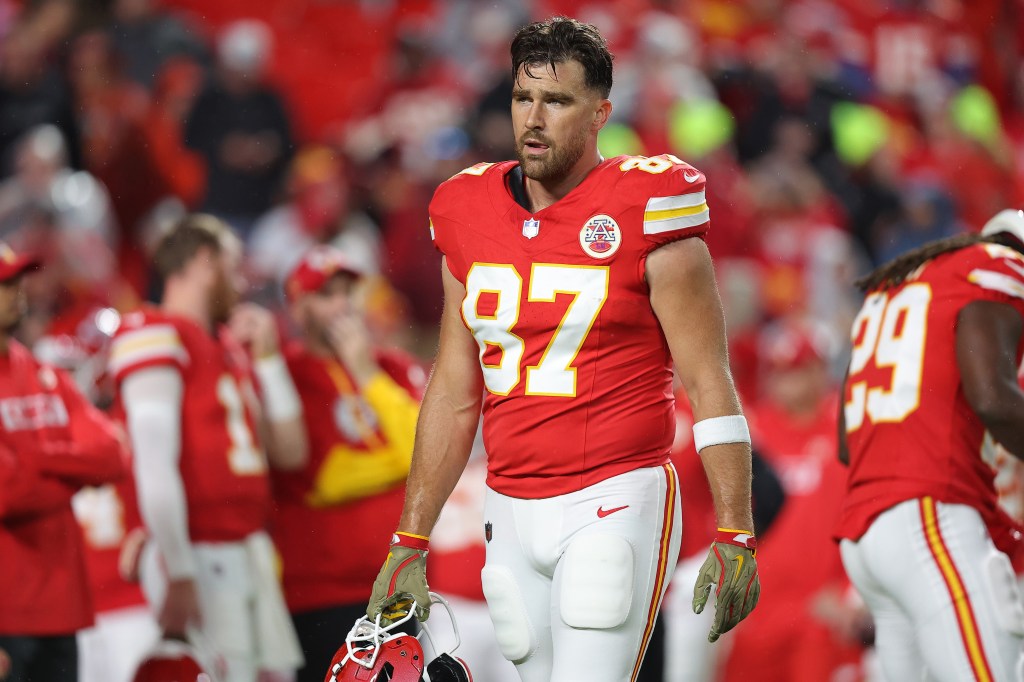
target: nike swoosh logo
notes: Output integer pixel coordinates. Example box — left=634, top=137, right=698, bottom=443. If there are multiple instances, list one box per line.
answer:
left=731, top=554, right=744, bottom=581
left=683, top=170, right=701, bottom=183
left=597, top=505, right=629, bottom=518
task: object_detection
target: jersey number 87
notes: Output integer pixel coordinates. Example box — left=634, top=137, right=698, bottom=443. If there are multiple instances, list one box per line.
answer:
left=462, top=263, right=609, bottom=398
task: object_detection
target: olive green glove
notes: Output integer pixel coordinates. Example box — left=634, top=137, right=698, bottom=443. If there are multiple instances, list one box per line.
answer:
left=366, top=532, right=431, bottom=622
left=692, top=528, right=760, bottom=643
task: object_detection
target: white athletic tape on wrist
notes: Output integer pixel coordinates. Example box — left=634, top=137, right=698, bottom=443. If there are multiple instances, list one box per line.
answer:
left=254, top=353, right=302, bottom=421
left=692, top=415, right=750, bottom=452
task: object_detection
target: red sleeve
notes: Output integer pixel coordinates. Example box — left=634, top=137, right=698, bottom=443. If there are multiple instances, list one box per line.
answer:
left=34, top=371, right=126, bottom=487
left=0, top=442, right=76, bottom=519
left=638, top=157, right=711, bottom=252
left=108, top=317, right=189, bottom=385
left=376, top=350, right=427, bottom=401
left=959, top=244, right=1024, bottom=317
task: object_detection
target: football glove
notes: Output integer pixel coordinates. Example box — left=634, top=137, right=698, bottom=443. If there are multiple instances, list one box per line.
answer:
left=692, top=528, right=760, bottom=643
left=367, top=532, right=431, bottom=622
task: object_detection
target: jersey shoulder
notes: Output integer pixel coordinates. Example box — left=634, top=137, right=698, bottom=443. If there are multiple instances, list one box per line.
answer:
left=930, top=243, right=1024, bottom=304
left=430, top=160, right=516, bottom=219
left=108, top=307, right=190, bottom=381
left=607, top=154, right=710, bottom=244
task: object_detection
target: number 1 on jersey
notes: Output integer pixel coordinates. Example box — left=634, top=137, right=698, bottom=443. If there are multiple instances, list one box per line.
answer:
left=463, top=264, right=609, bottom=397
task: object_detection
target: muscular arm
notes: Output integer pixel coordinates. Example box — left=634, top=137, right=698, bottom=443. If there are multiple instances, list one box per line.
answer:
left=122, top=367, right=196, bottom=579
left=957, top=300, right=1024, bottom=458
left=647, top=239, right=753, bottom=531
left=397, top=259, right=484, bottom=537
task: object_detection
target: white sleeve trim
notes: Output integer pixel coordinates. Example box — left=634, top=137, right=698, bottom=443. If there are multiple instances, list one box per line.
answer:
left=122, top=366, right=195, bottom=579
left=968, top=269, right=1024, bottom=301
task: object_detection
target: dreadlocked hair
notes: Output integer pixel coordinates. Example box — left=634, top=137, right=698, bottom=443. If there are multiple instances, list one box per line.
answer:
left=856, top=232, right=1024, bottom=292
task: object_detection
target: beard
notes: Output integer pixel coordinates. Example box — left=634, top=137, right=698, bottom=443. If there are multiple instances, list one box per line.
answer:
left=515, top=126, right=588, bottom=183
left=209, top=281, right=237, bottom=325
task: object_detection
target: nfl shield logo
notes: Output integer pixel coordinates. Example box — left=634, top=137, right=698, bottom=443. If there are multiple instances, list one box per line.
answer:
left=522, top=218, right=540, bottom=239
left=485, top=522, right=493, bottom=543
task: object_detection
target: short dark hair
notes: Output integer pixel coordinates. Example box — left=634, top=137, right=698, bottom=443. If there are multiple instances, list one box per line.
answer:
left=152, top=213, right=230, bottom=282
left=511, top=17, right=613, bottom=98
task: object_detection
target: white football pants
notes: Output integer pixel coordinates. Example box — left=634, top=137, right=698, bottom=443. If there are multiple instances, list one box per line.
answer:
left=77, top=605, right=160, bottom=682
left=481, top=464, right=682, bottom=682
left=841, top=497, right=1024, bottom=682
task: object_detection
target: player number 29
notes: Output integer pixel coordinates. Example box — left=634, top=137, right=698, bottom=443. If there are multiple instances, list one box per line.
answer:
left=463, top=263, right=609, bottom=397
left=844, top=283, right=931, bottom=432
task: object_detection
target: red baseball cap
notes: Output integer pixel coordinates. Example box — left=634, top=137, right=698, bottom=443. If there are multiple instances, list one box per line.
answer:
left=0, top=242, right=41, bottom=283
left=285, top=245, right=362, bottom=300
left=760, top=322, right=828, bottom=370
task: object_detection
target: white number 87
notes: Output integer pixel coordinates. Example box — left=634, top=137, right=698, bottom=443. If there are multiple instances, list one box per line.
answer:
left=845, top=283, right=931, bottom=432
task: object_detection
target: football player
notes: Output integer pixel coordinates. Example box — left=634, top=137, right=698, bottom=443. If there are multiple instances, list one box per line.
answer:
left=366, top=17, right=759, bottom=682
left=109, top=215, right=305, bottom=682
left=0, top=243, right=126, bottom=680
left=837, top=209, right=1024, bottom=680
left=273, top=245, right=424, bottom=682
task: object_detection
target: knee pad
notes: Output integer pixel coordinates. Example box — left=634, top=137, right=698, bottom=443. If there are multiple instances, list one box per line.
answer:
left=982, top=549, right=1024, bottom=637
left=481, top=566, right=535, bottom=662
left=559, top=534, right=634, bottom=629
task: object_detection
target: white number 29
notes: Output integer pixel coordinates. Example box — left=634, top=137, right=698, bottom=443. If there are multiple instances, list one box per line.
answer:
left=462, top=264, right=609, bottom=397
left=845, top=283, right=931, bottom=432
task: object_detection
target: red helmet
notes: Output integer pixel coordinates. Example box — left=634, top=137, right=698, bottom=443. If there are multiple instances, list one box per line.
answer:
left=132, top=639, right=212, bottom=682
left=325, top=594, right=472, bottom=682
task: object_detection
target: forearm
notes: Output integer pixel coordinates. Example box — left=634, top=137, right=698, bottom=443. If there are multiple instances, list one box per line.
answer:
left=254, top=353, right=308, bottom=471
left=123, top=369, right=196, bottom=578
left=978, top=390, right=1024, bottom=459
left=397, top=384, right=480, bottom=537
left=36, top=440, right=124, bottom=486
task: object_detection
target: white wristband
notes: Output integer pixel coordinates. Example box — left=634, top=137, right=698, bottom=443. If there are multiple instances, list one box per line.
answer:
left=254, top=353, right=302, bottom=421
left=692, top=415, right=750, bottom=453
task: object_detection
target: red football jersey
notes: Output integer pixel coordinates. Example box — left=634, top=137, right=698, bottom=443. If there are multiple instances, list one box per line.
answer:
left=837, top=243, right=1024, bottom=542
left=430, top=155, right=710, bottom=498
left=0, top=341, right=125, bottom=635
left=272, top=345, right=423, bottom=611
left=73, top=479, right=147, bottom=614
left=109, top=308, right=270, bottom=542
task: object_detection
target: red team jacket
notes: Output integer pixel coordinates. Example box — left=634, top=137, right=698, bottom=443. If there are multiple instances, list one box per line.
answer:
left=271, top=345, right=423, bottom=612
left=0, top=341, right=125, bottom=634
left=429, top=155, right=711, bottom=498
left=838, top=243, right=1024, bottom=545
left=109, top=308, right=271, bottom=543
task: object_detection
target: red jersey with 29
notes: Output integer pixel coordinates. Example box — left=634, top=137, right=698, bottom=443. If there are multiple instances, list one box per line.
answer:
left=837, top=243, right=1024, bottom=542
left=430, top=155, right=710, bottom=498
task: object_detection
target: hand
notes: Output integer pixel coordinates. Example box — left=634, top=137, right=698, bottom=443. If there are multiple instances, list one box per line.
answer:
left=326, top=312, right=378, bottom=387
left=229, top=303, right=280, bottom=359
left=692, top=530, right=760, bottom=642
left=367, top=533, right=431, bottom=622
left=0, top=646, right=11, bottom=680
left=159, top=578, right=202, bottom=637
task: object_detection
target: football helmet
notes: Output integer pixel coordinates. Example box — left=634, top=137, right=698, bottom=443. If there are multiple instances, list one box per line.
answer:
left=131, top=638, right=212, bottom=682
left=325, top=593, right=472, bottom=682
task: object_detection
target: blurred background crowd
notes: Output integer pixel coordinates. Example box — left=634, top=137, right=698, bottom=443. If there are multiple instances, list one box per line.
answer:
left=3, top=0, right=1024, bottom=680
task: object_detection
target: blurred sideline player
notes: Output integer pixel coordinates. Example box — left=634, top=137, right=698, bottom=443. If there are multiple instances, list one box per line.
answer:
left=108, top=215, right=305, bottom=682
left=367, top=17, right=760, bottom=682
left=660, top=383, right=785, bottom=682
left=273, top=245, right=424, bottom=682
left=429, top=447, right=521, bottom=682
left=838, top=209, right=1024, bottom=681
left=722, top=321, right=865, bottom=682
left=0, top=243, right=126, bottom=680
left=36, top=307, right=162, bottom=682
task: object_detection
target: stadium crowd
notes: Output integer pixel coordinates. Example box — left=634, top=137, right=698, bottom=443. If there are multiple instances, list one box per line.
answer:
left=2, top=0, right=1024, bottom=681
